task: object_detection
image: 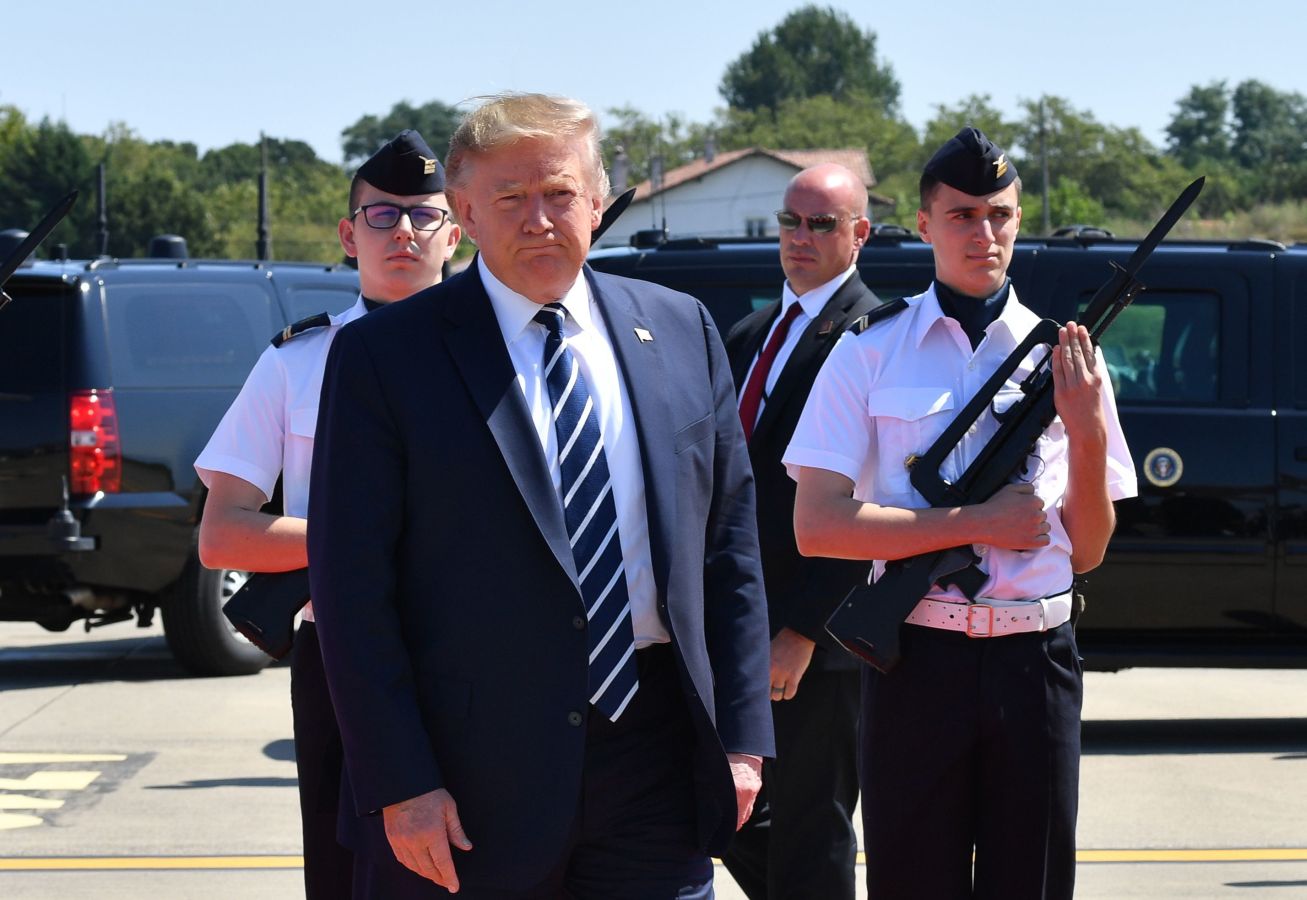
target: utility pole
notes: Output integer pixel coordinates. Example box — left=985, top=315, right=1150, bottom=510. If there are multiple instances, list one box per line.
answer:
left=96, top=163, right=109, bottom=257
left=256, top=134, right=271, bottom=261
left=1040, top=97, right=1052, bottom=235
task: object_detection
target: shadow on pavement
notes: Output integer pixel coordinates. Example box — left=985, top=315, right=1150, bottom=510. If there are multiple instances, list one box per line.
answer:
left=146, top=776, right=298, bottom=790
left=1084, top=718, right=1307, bottom=755
left=263, top=739, right=296, bottom=763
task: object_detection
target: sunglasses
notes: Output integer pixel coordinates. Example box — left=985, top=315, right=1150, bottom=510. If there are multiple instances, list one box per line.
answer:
left=351, top=203, right=450, bottom=232
left=774, top=210, right=851, bottom=233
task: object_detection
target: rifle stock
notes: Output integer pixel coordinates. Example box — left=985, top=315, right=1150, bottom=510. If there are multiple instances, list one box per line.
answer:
left=825, top=178, right=1205, bottom=674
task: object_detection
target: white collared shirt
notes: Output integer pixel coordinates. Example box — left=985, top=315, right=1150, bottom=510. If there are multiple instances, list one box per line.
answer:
left=739, top=265, right=858, bottom=430
left=195, top=294, right=370, bottom=621
left=478, top=257, right=666, bottom=645
left=783, top=283, right=1137, bottom=603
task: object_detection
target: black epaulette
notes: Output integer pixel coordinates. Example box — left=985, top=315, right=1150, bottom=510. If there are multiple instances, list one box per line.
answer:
left=271, top=312, right=331, bottom=348
left=849, top=297, right=908, bottom=335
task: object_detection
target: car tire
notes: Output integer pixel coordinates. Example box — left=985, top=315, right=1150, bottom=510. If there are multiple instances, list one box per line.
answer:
left=163, top=553, right=272, bottom=676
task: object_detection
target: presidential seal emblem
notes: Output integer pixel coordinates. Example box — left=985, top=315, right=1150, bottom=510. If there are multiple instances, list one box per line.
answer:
left=1143, top=447, right=1183, bottom=488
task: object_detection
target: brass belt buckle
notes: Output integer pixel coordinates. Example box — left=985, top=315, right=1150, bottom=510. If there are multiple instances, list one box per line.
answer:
left=966, top=603, right=995, bottom=638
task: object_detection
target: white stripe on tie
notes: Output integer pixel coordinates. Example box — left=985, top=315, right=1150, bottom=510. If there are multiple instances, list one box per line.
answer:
left=576, top=519, right=619, bottom=584
left=552, top=361, right=580, bottom=419
left=563, top=440, right=605, bottom=508
left=609, top=680, right=639, bottom=720
left=589, top=600, right=633, bottom=662
left=587, top=566, right=625, bottom=621
left=557, top=396, right=593, bottom=465
left=569, top=480, right=612, bottom=547
left=590, top=642, right=636, bottom=705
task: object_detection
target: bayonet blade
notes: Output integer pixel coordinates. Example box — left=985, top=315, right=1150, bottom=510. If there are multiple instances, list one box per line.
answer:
left=1119, top=177, right=1205, bottom=280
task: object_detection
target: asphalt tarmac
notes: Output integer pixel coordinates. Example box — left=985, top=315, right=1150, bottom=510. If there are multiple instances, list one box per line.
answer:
left=1, top=621, right=1304, bottom=898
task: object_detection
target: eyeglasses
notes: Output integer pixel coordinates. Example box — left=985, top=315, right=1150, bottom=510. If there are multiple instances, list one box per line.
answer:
left=351, top=203, right=450, bottom=232
left=775, top=210, right=850, bottom=233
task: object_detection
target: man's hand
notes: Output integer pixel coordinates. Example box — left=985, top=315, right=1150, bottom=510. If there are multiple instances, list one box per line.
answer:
left=382, top=788, right=473, bottom=892
left=972, top=482, right=1049, bottom=550
left=769, top=628, right=815, bottom=702
left=727, top=753, right=763, bottom=829
left=1051, top=321, right=1108, bottom=446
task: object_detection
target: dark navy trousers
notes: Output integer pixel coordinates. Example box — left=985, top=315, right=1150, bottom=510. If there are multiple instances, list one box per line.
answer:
left=291, top=621, right=354, bottom=900
left=860, top=622, right=1083, bottom=900
left=351, top=643, right=715, bottom=899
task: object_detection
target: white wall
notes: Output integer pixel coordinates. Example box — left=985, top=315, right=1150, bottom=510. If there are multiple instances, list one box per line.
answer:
left=598, top=155, right=798, bottom=248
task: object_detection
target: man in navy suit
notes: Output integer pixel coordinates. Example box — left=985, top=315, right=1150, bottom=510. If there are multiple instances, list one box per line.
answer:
left=307, top=92, right=774, bottom=899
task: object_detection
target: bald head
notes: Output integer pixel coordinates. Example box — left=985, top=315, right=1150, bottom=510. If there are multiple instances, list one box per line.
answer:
left=778, top=164, right=871, bottom=295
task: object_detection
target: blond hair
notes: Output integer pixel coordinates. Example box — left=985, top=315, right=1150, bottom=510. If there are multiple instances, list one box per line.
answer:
left=445, top=93, right=610, bottom=209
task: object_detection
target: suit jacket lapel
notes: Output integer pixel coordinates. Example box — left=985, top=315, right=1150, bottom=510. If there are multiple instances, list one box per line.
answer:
left=438, top=263, right=579, bottom=587
left=751, top=278, right=873, bottom=447
left=587, top=268, right=675, bottom=597
left=729, top=301, right=779, bottom=387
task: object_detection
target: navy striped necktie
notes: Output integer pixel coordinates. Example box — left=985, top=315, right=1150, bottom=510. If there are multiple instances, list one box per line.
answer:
left=534, top=302, right=639, bottom=721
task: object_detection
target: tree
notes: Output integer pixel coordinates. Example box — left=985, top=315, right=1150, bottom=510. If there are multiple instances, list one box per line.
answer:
left=601, top=106, right=707, bottom=189
left=340, top=99, right=461, bottom=168
left=720, top=5, right=900, bottom=115
left=1166, top=81, right=1232, bottom=167
left=0, top=117, right=95, bottom=255
left=921, top=95, right=1018, bottom=166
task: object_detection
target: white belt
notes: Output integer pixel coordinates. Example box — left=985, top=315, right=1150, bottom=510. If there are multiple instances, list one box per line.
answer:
left=904, top=591, right=1073, bottom=638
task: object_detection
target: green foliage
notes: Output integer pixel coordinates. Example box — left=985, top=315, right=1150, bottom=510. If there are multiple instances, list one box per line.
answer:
left=720, top=5, right=900, bottom=114
left=601, top=106, right=707, bottom=188
left=340, top=99, right=461, bottom=168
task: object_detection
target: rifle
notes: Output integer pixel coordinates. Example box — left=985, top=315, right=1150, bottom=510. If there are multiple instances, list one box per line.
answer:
left=825, top=177, right=1205, bottom=673
left=0, top=191, right=78, bottom=313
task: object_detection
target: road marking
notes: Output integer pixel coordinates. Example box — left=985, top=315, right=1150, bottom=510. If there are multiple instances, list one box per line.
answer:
left=0, top=856, right=304, bottom=870
left=0, top=771, right=101, bottom=791
left=3, top=849, right=1307, bottom=871
left=0, top=753, right=127, bottom=764
left=0, top=814, right=45, bottom=831
left=0, top=795, right=64, bottom=810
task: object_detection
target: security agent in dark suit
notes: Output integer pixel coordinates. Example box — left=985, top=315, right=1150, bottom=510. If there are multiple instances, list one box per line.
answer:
left=721, top=164, right=880, bottom=900
left=307, top=93, right=775, bottom=899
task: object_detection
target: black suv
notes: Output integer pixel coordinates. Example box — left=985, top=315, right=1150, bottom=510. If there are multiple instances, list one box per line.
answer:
left=590, top=231, right=1307, bottom=669
left=0, top=256, right=358, bottom=675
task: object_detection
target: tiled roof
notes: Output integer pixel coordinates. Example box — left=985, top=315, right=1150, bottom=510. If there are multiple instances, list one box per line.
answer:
left=629, top=147, right=877, bottom=202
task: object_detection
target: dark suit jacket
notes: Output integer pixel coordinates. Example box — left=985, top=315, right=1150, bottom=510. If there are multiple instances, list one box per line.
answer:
left=307, top=262, right=774, bottom=890
left=725, top=272, right=881, bottom=670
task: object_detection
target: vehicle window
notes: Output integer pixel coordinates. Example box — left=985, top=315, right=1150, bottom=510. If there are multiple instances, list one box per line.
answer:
left=1086, top=291, right=1220, bottom=403
left=282, top=284, right=358, bottom=322
left=0, top=290, right=62, bottom=393
left=105, top=282, right=278, bottom=388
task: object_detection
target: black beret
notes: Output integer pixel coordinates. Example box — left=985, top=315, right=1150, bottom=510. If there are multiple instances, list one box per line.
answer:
left=923, top=126, right=1017, bottom=196
left=355, top=129, right=445, bottom=196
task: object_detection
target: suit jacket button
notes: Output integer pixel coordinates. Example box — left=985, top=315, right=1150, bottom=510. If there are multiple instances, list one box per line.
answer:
left=567, top=711, right=584, bottom=727
left=572, top=616, right=585, bottom=630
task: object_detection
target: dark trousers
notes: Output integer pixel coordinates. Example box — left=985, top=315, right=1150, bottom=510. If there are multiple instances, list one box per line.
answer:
left=291, top=621, right=354, bottom=900
left=352, top=643, right=714, bottom=900
left=722, top=665, right=859, bottom=900
left=860, top=622, right=1083, bottom=900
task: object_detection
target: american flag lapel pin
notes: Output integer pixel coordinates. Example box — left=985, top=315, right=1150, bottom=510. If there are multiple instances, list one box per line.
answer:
left=634, top=327, right=654, bottom=343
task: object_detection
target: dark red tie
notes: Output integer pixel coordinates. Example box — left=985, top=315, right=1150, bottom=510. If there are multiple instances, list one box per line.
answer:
left=738, top=302, right=803, bottom=443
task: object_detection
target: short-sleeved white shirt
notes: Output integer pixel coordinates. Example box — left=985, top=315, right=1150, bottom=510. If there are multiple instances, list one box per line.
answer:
left=195, top=295, right=368, bottom=619
left=783, top=284, right=1137, bottom=603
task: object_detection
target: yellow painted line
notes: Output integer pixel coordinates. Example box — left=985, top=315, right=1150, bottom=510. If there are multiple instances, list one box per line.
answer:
left=4, top=848, right=1307, bottom=872
left=0, top=771, right=100, bottom=791
left=0, top=795, right=64, bottom=810
left=0, top=752, right=127, bottom=764
left=0, top=856, right=304, bottom=871
left=1077, top=848, right=1307, bottom=863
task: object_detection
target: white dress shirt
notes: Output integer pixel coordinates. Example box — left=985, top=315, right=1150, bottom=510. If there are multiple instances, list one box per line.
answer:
left=478, top=257, right=667, bottom=646
left=739, top=264, right=859, bottom=430
left=783, top=283, right=1137, bottom=604
left=195, top=295, right=369, bottom=621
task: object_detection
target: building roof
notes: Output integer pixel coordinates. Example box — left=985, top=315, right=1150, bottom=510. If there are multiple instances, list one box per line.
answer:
left=630, top=147, right=878, bottom=203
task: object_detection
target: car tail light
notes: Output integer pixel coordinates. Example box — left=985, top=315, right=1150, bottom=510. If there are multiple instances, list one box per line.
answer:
left=69, top=389, right=122, bottom=495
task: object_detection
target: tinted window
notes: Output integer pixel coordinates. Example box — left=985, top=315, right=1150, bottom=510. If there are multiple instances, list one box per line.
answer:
left=0, top=289, right=63, bottom=392
left=105, top=282, right=278, bottom=388
left=1089, top=291, right=1220, bottom=403
left=282, top=284, right=358, bottom=322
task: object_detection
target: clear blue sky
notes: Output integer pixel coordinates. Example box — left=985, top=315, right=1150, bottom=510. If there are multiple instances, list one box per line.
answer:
left=4, top=0, right=1301, bottom=165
